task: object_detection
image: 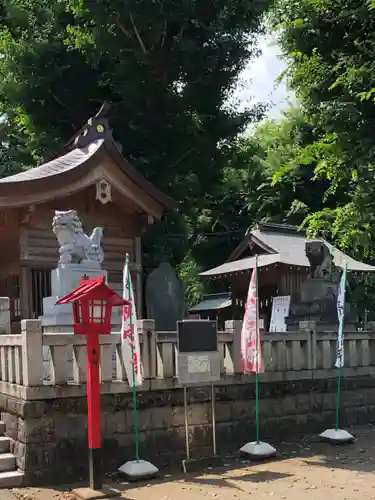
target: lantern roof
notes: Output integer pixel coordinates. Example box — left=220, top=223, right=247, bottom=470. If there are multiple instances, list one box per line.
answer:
left=56, top=276, right=129, bottom=307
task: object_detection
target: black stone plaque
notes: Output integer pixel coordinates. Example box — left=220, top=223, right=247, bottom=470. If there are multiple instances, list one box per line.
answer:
left=177, top=320, right=218, bottom=353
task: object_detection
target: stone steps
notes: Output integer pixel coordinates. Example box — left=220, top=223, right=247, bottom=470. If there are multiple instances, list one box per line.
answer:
left=0, top=454, right=16, bottom=472
left=0, top=421, right=24, bottom=488
left=0, top=437, right=10, bottom=453
left=0, top=470, right=24, bottom=488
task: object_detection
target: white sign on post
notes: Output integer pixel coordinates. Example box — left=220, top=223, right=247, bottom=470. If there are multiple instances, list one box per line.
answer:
left=187, top=355, right=211, bottom=374
left=269, top=296, right=291, bottom=332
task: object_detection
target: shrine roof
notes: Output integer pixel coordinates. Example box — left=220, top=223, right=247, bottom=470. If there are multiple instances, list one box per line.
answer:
left=0, top=140, right=103, bottom=183
left=0, top=102, right=175, bottom=217
left=200, top=223, right=375, bottom=278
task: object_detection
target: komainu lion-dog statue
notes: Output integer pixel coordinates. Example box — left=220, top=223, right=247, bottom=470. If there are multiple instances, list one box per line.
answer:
left=52, top=210, right=104, bottom=267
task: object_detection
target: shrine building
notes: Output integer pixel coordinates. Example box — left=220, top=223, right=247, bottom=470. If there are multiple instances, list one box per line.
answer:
left=0, top=104, right=174, bottom=330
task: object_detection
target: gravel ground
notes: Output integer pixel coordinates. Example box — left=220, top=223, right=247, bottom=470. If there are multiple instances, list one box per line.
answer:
left=10, top=425, right=375, bottom=500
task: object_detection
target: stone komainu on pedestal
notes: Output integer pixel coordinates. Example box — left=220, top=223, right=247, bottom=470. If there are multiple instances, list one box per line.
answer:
left=52, top=210, right=104, bottom=268
left=286, top=240, right=349, bottom=330
left=305, top=239, right=340, bottom=281
left=42, top=210, right=121, bottom=330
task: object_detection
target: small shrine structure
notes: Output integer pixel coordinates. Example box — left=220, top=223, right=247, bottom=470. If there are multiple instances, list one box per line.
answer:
left=200, top=223, right=375, bottom=328
left=188, top=292, right=232, bottom=329
left=0, top=103, right=174, bottom=329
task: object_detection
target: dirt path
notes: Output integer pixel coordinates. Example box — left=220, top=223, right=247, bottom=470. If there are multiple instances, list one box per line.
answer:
left=10, top=425, right=375, bottom=500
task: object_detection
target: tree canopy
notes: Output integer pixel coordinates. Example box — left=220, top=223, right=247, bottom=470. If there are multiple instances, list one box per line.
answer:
left=0, top=0, right=274, bottom=301
left=271, top=0, right=375, bottom=258
left=3, top=0, right=375, bottom=306
left=0, top=0, right=268, bottom=190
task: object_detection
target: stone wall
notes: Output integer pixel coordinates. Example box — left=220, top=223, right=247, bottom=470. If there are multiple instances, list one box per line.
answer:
left=3, top=375, right=375, bottom=485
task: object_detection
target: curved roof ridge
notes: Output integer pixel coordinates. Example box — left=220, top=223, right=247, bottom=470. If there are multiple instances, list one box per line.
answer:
left=0, top=103, right=175, bottom=213
left=0, top=139, right=103, bottom=183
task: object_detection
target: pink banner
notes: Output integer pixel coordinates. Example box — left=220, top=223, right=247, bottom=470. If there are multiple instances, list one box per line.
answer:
left=240, top=264, right=263, bottom=373
left=121, top=258, right=143, bottom=387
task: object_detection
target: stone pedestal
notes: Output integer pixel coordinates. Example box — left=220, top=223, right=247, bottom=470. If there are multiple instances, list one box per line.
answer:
left=41, top=264, right=121, bottom=328
left=288, top=320, right=356, bottom=333
left=299, top=279, right=338, bottom=304
left=41, top=265, right=122, bottom=382
left=286, top=277, right=355, bottom=331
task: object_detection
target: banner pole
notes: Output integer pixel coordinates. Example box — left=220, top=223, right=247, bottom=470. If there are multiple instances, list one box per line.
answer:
left=126, top=253, right=140, bottom=463
left=255, top=255, right=260, bottom=444
left=239, top=254, right=276, bottom=458
left=335, top=364, right=342, bottom=431
left=335, top=261, right=347, bottom=431
left=118, top=255, right=159, bottom=480
left=184, top=386, right=190, bottom=461
left=320, top=260, right=353, bottom=444
left=211, top=384, right=217, bottom=456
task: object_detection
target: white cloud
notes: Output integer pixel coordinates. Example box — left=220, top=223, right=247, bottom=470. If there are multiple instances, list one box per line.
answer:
left=233, top=34, right=295, bottom=119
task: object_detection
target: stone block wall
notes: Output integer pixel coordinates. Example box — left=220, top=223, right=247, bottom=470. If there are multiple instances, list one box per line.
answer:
left=3, top=375, right=375, bottom=485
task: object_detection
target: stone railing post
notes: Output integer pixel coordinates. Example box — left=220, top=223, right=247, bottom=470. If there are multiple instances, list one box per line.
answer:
left=299, top=320, right=317, bottom=370
left=225, top=320, right=243, bottom=374
left=0, top=298, right=10, bottom=334
left=21, top=319, right=43, bottom=386
left=138, top=319, right=156, bottom=379
left=155, top=332, right=176, bottom=379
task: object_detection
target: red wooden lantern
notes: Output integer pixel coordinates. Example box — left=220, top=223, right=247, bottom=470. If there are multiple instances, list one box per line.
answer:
left=57, top=276, right=130, bottom=491
left=57, top=276, right=127, bottom=335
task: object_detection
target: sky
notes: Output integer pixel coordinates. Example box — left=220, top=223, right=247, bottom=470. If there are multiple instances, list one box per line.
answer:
left=233, top=34, right=294, bottom=119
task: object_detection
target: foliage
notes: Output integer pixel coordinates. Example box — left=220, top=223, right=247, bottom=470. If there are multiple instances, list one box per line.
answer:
left=62, top=0, right=270, bottom=197
left=177, top=251, right=206, bottom=306
left=0, top=0, right=273, bottom=305
left=237, top=108, right=341, bottom=228
left=0, top=0, right=270, bottom=188
left=270, top=0, right=375, bottom=260
left=7, top=0, right=375, bottom=310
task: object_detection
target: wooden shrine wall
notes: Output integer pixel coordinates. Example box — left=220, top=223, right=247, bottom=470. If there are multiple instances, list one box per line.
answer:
left=19, top=227, right=135, bottom=273
left=14, top=194, right=146, bottom=320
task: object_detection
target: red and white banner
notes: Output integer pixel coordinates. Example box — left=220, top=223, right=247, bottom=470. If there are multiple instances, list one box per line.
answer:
left=241, top=262, right=263, bottom=373
left=121, top=257, right=143, bottom=387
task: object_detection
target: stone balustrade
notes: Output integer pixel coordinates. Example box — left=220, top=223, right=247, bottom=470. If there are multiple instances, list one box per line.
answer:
left=1, top=318, right=375, bottom=486
left=0, top=318, right=373, bottom=399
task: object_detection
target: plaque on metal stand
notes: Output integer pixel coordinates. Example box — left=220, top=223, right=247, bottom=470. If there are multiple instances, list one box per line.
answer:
left=176, top=320, right=221, bottom=473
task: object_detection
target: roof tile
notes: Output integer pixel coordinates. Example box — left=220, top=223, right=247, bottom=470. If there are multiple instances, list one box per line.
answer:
left=200, top=227, right=375, bottom=276
left=0, top=140, right=103, bottom=183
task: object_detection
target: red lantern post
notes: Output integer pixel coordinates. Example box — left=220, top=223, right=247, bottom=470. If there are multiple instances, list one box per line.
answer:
left=57, top=277, right=130, bottom=490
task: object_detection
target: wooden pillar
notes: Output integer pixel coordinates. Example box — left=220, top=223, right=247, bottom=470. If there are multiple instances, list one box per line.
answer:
left=231, top=279, right=242, bottom=320
left=19, top=266, right=31, bottom=319
left=231, top=288, right=236, bottom=320
left=279, top=268, right=288, bottom=296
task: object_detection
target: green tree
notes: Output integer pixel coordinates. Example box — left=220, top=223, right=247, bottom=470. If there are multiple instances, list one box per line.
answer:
left=271, top=0, right=375, bottom=258
left=0, top=0, right=272, bottom=304
left=0, top=0, right=269, bottom=190
left=237, top=108, right=343, bottom=227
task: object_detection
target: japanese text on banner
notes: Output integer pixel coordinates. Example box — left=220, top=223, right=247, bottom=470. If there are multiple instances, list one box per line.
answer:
left=335, top=262, right=347, bottom=369
left=241, top=264, right=263, bottom=373
left=121, top=259, right=143, bottom=387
